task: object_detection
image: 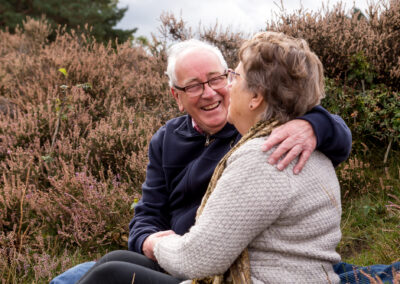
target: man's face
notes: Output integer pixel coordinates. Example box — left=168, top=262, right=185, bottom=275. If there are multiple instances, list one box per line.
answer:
left=171, top=49, right=229, bottom=135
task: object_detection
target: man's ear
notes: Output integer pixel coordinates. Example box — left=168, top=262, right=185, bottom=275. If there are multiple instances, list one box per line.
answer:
left=250, top=92, right=265, bottom=110
left=171, top=87, right=185, bottom=112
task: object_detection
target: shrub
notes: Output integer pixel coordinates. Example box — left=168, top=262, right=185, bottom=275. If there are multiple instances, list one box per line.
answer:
left=266, top=0, right=400, bottom=90
left=322, top=79, right=400, bottom=162
left=0, top=17, right=178, bottom=282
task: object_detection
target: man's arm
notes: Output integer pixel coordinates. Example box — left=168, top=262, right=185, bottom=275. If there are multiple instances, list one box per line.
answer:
left=128, top=127, right=171, bottom=255
left=263, top=105, right=352, bottom=173
left=301, top=105, right=352, bottom=166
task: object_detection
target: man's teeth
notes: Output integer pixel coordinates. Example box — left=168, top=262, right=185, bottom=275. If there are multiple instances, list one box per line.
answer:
left=203, top=102, right=219, bottom=110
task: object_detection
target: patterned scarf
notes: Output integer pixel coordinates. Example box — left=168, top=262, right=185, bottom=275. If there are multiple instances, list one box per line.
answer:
left=191, top=119, right=280, bottom=284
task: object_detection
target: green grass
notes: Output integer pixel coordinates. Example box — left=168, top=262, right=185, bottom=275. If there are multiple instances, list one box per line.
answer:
left=338, top=145, right=400, bottom=266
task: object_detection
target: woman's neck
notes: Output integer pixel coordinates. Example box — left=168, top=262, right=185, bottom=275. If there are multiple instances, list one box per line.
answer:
left=237, top=115, right=262, bottom=136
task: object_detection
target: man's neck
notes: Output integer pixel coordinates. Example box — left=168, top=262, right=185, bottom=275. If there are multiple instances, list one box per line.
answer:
left=192, top=119, right=204, bottom=134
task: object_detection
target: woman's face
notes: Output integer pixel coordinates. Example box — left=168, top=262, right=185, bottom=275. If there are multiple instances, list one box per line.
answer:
left=227, top=62, right=255, bottom=134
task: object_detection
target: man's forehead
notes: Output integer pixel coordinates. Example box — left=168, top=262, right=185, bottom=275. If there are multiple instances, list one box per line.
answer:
left=176, top=49, right=222, bottom=68
left=175, top=49, right=224, bottom=83
left=178, top=47, right=217, bottom=59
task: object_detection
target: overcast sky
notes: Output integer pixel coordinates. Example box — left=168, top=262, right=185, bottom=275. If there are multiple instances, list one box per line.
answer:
left=116, top=0, right=370, bottom=38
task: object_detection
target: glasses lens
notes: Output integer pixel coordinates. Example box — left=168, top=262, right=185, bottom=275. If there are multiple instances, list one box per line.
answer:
left=227, top=71, right=239, bottom=84
left=209, top=74, right=228, bottom=90
left=185, top=84, right=203, bottom=97
left=227, top=72, right=234, bottom=84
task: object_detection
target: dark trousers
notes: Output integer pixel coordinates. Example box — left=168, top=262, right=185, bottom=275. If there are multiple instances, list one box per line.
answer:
left=76, top=250, right=183, bottom=284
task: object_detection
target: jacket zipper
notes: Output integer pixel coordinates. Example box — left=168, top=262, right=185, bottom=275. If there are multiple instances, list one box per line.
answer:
left=205, top=134, right=214, bottom=147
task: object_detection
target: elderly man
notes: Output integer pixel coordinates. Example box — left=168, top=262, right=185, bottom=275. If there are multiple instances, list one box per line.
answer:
left=51, top=39, right=351, bottom=283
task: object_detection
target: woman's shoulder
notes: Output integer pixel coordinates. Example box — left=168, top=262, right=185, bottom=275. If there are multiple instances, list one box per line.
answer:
left=228, top=137, right=269, bottom=164
left=230, top=136, right=336, bottom=180
left=233, top=136, right=268, bottom=153
left=229, top=136, right=276, bottom=164
left=226, top=137, right=281, bottom=178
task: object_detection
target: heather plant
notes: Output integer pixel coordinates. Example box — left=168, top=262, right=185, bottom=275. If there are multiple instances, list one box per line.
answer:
left=266, top=0, right=400, bottom=90
left=156, top=12, right=247, bottom=68
left=0, top=17, right=177, bottom=282
left=1, top=2, right=400, bottom=282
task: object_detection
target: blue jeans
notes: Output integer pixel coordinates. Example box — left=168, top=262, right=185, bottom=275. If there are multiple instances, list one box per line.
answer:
left=50, top=260, right=400, bottom=284
left=333, top=261, right=400, bottom=284
left=50, top=261, right=96, bottom=284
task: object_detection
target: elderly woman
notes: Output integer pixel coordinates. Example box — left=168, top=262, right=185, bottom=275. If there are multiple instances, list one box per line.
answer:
left=153, top=31, right=342, bottom=283
left=78, top=31, right=341, bottom=284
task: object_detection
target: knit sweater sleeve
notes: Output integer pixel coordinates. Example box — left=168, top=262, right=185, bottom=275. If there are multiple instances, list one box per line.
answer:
left=153, top=139, right=295, bottom=279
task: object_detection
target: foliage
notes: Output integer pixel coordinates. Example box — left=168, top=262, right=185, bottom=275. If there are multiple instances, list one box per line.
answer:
left=0, top=0, right=136, bottom=44
left=337, top=152, right=400, bottom=266
left=156, top=12, right=247, bottom=68
left=323, top=79, right=400, bottom=151
left=0, top=18, right=177, bottom=282
left=0, top=1, right=400, bottom=281
left=266, top=0, right=400, bottom=90
left=347, top=52, right=376, bottom=87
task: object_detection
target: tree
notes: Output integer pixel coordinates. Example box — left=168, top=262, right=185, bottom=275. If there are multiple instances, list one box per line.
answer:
left=0, top=0, right=136, bottom=44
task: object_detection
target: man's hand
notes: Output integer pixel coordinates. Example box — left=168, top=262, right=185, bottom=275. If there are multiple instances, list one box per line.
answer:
left=261, top=119, right=316, bottom=174
left=142, top=230, right=176, bottom=261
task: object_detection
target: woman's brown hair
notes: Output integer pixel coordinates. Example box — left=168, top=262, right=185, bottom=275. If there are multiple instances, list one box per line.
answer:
left=239, top=31, right=325, bottom=123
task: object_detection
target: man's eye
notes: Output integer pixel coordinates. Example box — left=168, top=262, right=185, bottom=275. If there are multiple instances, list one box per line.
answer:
left=185, top=84, right=202, bottom=92
left=210, top=77, right=224, bottom=84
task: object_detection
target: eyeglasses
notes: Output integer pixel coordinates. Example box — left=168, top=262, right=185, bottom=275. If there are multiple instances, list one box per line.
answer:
left=173, top=71, right=229, bottom=97
left=227, top=69, right=240, bottom=84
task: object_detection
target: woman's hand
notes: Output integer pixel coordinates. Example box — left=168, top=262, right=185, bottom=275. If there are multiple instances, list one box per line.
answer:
left=142, top=230, right=176, bottom=261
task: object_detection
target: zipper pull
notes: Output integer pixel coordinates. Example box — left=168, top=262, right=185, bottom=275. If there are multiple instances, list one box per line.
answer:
left=205, top=135, right=214, bottom=147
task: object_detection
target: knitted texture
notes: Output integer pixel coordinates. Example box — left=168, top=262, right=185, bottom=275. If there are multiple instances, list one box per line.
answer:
left=154, top=124, right=342, bottom=283
left=192, top=120, right=279, bottom=284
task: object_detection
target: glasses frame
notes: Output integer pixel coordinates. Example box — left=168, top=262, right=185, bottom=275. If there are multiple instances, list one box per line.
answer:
left=227, top=69, right=240, bottom=84
left=173, top=71, right=229, bottom=97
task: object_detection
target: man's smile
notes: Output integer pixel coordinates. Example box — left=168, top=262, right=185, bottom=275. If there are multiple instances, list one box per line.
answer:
left=201, top=101, right=220, bottom=111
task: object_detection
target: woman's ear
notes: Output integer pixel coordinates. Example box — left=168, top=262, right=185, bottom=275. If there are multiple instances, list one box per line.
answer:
left=249, top=92, right=265, bottom=110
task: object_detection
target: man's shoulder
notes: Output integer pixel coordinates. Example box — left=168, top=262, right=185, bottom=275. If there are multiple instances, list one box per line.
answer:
left=150, top=115, right=193, bottom=146
left=153, top=115, right=188, bottom=137
left=165, top=114, right=188, bottom=126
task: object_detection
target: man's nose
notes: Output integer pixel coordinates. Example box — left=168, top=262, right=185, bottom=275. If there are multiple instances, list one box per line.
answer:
left=201, top=83, right=217, bottom=98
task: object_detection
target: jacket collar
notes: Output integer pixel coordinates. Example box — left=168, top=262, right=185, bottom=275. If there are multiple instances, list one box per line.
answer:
left=174, top=115, right=237, bottom=139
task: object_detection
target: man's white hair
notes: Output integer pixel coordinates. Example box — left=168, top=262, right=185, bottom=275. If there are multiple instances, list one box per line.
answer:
left=166, top=39, right=228, bottom=87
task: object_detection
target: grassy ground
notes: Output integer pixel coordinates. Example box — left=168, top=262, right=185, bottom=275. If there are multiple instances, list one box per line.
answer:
left=337, top=144, right=400, bottom=266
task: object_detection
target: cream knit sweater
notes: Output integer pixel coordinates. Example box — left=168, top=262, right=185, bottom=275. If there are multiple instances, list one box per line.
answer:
left=154, top=137, right=342, bottom=283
